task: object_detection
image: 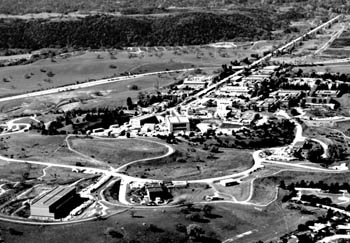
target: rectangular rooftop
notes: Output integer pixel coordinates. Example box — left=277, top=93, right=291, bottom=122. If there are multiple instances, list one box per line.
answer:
left=32, top=186, right=75, bottom=207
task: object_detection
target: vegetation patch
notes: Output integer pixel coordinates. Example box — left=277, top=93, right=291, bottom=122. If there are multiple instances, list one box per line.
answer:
left=124, top=140, right=254, bottom=180
left=69, top=137, right=169, bottom=167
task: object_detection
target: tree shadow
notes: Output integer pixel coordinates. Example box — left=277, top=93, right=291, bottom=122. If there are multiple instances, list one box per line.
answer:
left=204, top=213, right=222, bottom=219
left=200, top=236, right=221, bottom=243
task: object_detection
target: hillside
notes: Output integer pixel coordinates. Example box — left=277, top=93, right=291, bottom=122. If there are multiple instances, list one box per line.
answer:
left=0, top=0, right=348, bottom=15
left=0, top=12, right=279, bottom=49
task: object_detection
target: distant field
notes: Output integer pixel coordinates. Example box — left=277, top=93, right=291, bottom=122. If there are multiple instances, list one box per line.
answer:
left=298, top=64, right=350, bottom=74
left=329, top=31, right=350, bottom=49
left=0, top=132, right=101, bottom=167
left=0, top=71, right=187, bottom=117
left=124, top=140, right=254, bottom=180
left=69, top=137, right=169, bottom=168
left=0, top=46, right=255, bottom=97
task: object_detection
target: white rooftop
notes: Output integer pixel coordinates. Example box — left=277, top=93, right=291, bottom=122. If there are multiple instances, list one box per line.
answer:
left=167, top=116, right=189, bottom=124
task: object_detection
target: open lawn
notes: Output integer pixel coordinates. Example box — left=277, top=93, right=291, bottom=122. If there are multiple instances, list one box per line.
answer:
left=124, top=140, right=254, bottom=180
left=334, top=120, right=350, bottom=136
left=0, top=46, right=257, bottom=97
left=11, top=117, right=39, bottom=125
left=69, top=137, right=169, bottom=168
left=0, top=160, right=43, bottom=182
left=0, top=200, right=320, bottom=243
left=0, top=70, right=194, bottom=117
left=39, top=166, right=95, bottom=185
left=249, top=177, right=278, bottom=205
left=212, top=180, right=252, bottom=201
left=0, top=132, right=103, bottom=167
left=170, top=183, right=214, bottom=204
left=299, top=64, right=350, bottom=74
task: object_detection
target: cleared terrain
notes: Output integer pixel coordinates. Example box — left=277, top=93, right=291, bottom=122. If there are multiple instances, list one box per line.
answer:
left=70, top=137, right=169, bottom=168
left=123, top=140, right=254, bottom=180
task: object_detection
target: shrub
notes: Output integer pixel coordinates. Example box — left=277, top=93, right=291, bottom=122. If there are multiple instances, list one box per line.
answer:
left=47, top=71, right=55, bottom=77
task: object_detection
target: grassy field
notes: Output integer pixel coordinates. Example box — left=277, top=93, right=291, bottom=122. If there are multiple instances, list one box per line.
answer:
left=0, top=132, right=103, bottom=167
left=0, top=46, right=256, bottom=97
left=69, top=137, right=169, bottom=168
left=0, top=69, right=201, bottom=117
left=170, top=183, right=214, bottom=203
left=39, top=166, right=95, bottom=185
left=124, top=140, right=254, bottom=180
left=0, top=200, right=320, bottom=243
left=249, top=177, right=278, bottom=205
left=0, top=160, right=43, bottom=182
left=299, top=64, right=350, bottom=74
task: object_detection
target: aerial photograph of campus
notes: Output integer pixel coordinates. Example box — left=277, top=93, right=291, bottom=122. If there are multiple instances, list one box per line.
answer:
left=2, top=0, right=350, bottom=242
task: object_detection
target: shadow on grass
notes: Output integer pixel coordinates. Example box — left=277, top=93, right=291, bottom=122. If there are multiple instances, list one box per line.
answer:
left=204, top=213, right=222, bottom=219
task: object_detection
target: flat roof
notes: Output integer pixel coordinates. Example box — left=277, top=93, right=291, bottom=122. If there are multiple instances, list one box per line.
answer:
left=220, top=178, right=239, bottom=183
left=316, top=90, right=339, bottom=94
left=32, top=186, right=75, bottom=207
left=167, top=116, right=189, bottom=124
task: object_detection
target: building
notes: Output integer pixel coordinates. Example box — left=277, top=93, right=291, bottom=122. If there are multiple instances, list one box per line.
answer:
left=276, top=90, right=302, bottom=97
left=166, top=116, right=190, bottom=133
left=129, top=114, right=159, bottom=129
left=30, top=186, right=79, bottom=219
left=315, top=90, right=339, bottom=98
left=291, top=141, right=305, bottom=154
left=145, top=183, right=166, bottom=201
left=242, top=74, right=270, bottom=83
left=303, top=96, right=335, bottom=109
left=219, top=179, right=240, bottom=187
left=216, top=99, right=233, bottom=118
left=218, top=86, right=250, bottom=97
left=182, top=75, right=214, bottom=90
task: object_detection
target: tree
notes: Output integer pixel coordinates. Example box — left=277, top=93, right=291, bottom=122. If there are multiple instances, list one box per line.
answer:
left=210, top=145, right=219, bottom=153
left=175, top=223, right=187, bottom=233
left=202, top=205, right=213, bottom=217
left=104, top=227, right=123, bottom=238
left=126, top=97, right=133, bottom=110
left=279, top=180, right=286, bottom=189
left=186, top=224, right=204, bottom=241
left=306, top=144, right=323, bottom=162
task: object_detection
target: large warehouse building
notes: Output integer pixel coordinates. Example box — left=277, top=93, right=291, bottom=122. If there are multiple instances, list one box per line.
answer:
left=30, top=186, right=79, bottom=219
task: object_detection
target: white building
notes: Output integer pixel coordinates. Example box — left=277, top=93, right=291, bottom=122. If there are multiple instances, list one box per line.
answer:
left=216, top=99, right=232, bottom=118
left=166, top=116, right=190, bottom=133
left=182, top=75, right=214, bottom=90
left=129, top=114, right=159, bottom=129
left=217, top=86, right=250, bottom=97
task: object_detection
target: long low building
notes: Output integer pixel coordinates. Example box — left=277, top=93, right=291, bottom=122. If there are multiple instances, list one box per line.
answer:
left=30, top=186, right=79, bottom=219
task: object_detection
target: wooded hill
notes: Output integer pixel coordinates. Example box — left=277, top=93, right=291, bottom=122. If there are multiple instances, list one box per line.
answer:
left=0, top=12, right=280, bottom=49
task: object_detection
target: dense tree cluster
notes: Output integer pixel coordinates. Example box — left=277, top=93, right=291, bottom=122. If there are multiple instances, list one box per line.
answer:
left=0, top=12, right=282, bottom=49
left=230, top=118, right=296, bottom=149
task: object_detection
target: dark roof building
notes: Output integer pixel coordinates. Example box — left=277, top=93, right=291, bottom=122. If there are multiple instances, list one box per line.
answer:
left=30, top=186, right=78, bottom=219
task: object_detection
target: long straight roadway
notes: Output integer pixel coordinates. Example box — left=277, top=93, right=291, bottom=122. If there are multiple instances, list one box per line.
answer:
left=0, top=68, right=197, bottom=103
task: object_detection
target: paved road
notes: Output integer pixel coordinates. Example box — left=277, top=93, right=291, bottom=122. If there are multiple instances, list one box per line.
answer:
left=0, top=68, right=197, bottom=103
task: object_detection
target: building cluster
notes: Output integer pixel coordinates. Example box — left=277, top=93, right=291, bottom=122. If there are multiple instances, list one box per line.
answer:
left=128, top=180, right=187, bottom=205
